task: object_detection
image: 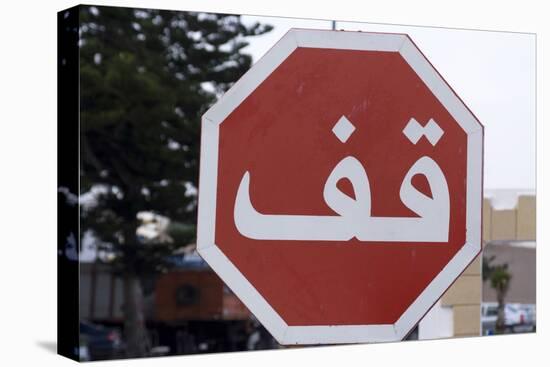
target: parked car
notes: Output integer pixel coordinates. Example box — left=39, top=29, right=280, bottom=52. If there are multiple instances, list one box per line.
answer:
left=518, top=304, right=536, bottom=325
left=509, top=303, right=536, bottom=332
left=80, top=321, right=125, bottom=360
left=481, top=303, right=536, bottom=334
left=481, top=303, right=498, bottom=335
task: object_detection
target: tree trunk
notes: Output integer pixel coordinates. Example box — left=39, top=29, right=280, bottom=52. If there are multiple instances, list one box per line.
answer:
left=495, top=290, right=506, bottom=334
left=123, top=272, right=149, bottom=358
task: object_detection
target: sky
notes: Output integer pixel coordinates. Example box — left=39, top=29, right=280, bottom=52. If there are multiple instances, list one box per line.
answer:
left=240, top=16, right=536, bottom=191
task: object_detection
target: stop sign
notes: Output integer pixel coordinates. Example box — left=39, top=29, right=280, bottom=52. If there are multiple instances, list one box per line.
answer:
left=197, top=29, right=483, bottom=344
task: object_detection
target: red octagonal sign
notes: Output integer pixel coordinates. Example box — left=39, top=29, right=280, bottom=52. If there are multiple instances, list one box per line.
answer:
left=197, top=29, right=483, bottom=344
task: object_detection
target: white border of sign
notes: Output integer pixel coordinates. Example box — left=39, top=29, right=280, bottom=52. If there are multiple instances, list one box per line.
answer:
left=197, top=29, right=483, bottom=345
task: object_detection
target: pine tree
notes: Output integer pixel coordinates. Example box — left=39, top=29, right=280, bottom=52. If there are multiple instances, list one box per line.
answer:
left=78, top=5, right=271, bottom=357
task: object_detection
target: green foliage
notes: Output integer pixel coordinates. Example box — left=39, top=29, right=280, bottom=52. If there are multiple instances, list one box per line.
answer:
left=489, top=265, right=511, bottom=294
left=483, top=254, right=511, bottom=292
left=483, top=254, right=512, bottom=334
left=79, top=5, right=271, bottom=274
left=482, top=255, right=495, bottom=282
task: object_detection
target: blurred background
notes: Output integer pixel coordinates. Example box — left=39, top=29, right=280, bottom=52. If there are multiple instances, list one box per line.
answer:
left=58, top=5, right=535, bottom=361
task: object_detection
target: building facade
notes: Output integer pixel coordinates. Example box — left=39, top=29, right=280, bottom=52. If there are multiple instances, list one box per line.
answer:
left=419, top=190, right=535, bottom=339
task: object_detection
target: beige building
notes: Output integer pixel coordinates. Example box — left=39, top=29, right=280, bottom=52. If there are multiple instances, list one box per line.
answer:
left=418, top=190, right=535, bottom=339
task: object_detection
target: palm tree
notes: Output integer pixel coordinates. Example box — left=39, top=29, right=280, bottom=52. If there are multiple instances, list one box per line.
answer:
left=483, top=255, right=512, bottom=334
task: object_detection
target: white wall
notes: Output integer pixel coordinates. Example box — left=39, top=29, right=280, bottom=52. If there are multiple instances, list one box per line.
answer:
left=418, top=301, right=454, bottom=340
